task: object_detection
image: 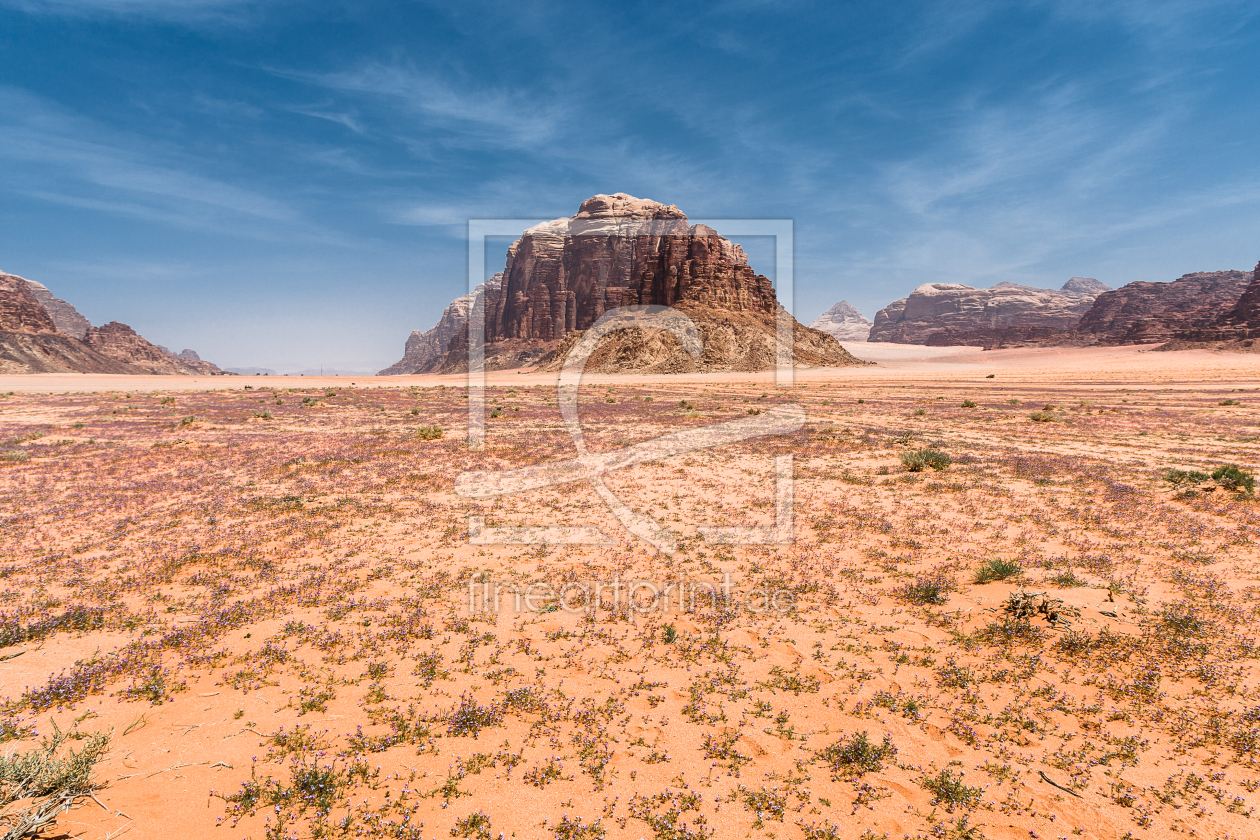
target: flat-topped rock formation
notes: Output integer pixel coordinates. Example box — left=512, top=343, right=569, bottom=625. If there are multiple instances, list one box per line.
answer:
left=868, top=278, right=1108, bottom=346
left=0, top=271, right=226, bottom=375
left=383, top=193, right=864, bottom=374
left=809, top=300, right=872, bottom=342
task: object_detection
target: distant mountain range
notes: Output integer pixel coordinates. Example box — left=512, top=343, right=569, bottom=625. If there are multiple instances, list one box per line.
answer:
left=0, top=271, right=226, bottom=375
left=843, top=266, right=1259, bottom=350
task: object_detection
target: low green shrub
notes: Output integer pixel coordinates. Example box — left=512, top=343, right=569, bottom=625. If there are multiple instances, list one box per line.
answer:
left=1165, top=468, right=1209, bottom=489
left=900, top=448, right=952, bottom=472
left=898, top=573, right=954, bottom=605
left=974, top=557, right=1021, bottom=583
left=921, top=768, right=982, bottom=810
left=815, top=732, right=896, bottom=778
left=1212, top=464, right=1255, bottom=494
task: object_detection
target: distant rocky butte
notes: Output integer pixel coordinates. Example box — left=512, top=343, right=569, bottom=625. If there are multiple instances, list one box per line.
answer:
left=0, top=271, right=225, bottom=375
left=380, top=274, right=503, bottom=375
left=382, top=193, right=864, bottom=374
left=868, top=278, right=1109, bottom=346
left=1069, top=270, right=1252, bottom=346
left=809, top=301, right=872, bottom=342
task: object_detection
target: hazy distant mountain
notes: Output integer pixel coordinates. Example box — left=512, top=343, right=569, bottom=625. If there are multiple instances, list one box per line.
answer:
left=808, top=300, right=871, bottom=342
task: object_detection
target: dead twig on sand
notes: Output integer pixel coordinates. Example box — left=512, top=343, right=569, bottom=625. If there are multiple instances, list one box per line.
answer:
left=117, top=760, right=207, bottom=781
left=1038, top=770, right=1083, bottom=798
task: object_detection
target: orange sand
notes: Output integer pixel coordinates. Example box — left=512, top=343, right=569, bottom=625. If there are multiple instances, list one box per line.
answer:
left=0, top=344, right=1256, bottom=840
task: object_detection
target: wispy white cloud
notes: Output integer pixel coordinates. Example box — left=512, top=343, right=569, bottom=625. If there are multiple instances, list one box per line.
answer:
left=0, top=85, right=396, bottom=248
left=0, top=0, right=258, bottom=22
left=275, top=61, right=567, bottom=150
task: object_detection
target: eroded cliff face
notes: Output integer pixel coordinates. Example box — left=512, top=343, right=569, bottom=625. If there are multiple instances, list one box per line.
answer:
left=22, top=279, right=91, bottom=338
left=484, top=195, right=777, bottom=343
left=0, top=274, right=60, bottom=335
left=1218, top=261, right=1260, bottom=330
left=379, top=275, right=504, bottom=375
left=383, top=193, right=863, bottom=374
left=1159, top=262, right=1260, bottom=351
left=868, top=279, right=1107, bottom=346
left=1070, top=270, right=1251, bottom=345
left=0, top=274, right=146, bottom=374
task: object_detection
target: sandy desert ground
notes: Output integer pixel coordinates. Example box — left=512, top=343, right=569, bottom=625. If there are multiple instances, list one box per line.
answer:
left=0, top=344, right=1257, bottom=840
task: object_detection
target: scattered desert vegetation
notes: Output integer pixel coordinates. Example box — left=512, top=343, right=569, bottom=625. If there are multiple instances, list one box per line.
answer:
left=0, top=375, right=1256, bottom=839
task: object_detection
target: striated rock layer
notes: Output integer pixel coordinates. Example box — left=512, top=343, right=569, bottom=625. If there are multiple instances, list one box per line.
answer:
left=868, top=278, right=1108, bottom=346
left=1069, top=270, right=1251, bottom=345
left=0, top=274, right=60, bottom=335
left=382, top=193, right=864, bottom=374
left=809, top=301, right=872, bottom=342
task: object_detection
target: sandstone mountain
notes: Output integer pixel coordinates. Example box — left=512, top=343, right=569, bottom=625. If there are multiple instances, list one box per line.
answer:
left=0, top=274, right=60, bottom=335
left=0, top=271, right=226, bottom=375
left=1068, top=269, right=1252, bottom=345
left=868, top=278, right=1108, bottom=346
left=809, top=300, right=872, bottom=342
left=382, top=194, right=864, bottom=374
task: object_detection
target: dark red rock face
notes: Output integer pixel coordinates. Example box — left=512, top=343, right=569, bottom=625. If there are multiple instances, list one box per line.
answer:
left=1216, top=261, right=1260, bottom=329
left=483, top=207, right=776, bottom=344
left=1072, top=270, right=1252, bottom=344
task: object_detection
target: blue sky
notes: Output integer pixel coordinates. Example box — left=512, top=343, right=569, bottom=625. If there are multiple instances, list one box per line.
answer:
left=1, top=1, right=1257, bottom=372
